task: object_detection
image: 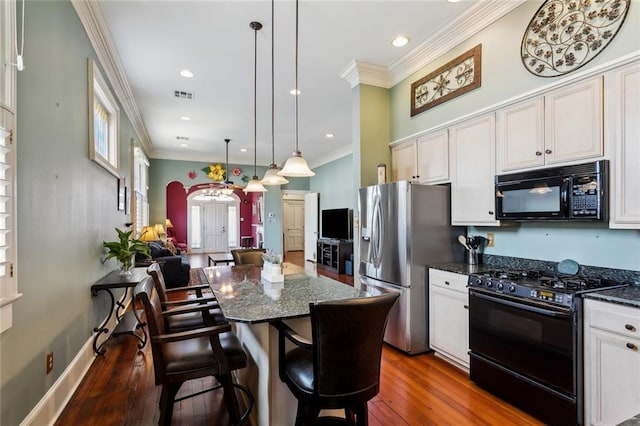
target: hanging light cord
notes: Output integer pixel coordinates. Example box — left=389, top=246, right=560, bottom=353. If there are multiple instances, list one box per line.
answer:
left=253, top=23, right=258, bottom=177
left=271, top=0, right=275, bottom=165
left=294, top=0, right=299, bottom=153
left=225, top=138, right=230, bottom=186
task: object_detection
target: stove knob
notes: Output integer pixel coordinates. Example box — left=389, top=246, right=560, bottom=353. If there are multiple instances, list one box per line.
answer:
left=485, top=280, right=493, bottom=288
left=497, top=282, right=504, bottom=290
left=470, top=277, right=481, bottom=286
left=508, top=285, right=516, bottom=293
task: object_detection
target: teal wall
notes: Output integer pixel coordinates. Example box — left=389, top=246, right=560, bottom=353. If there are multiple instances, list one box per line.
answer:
left=310, top=155, right=355, bottom=211
left=388, top=1, right=640, bottom=272
left=1, top=1, right=142, bottom=424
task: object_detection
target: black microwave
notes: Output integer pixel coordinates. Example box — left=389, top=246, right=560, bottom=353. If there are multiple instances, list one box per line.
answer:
left=495, top=160, right=609, bottom=221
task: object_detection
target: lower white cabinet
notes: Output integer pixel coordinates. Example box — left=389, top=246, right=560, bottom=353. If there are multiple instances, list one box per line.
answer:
left=584, top=299, right=640, bottom=425
left=429, top=268, right=469, bottom=369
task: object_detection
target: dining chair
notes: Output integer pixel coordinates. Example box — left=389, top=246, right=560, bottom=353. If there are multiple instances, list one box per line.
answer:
left=134, top=276, right=252, bottom=425
left=274, top=292, right=399, bottom=426
left=147, top=262, right=227, bottom=332
left=231, top=248, right=266, bottom=266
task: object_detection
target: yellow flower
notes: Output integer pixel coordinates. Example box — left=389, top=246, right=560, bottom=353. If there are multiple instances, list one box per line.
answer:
left=206, top=163, right=225, bottom=182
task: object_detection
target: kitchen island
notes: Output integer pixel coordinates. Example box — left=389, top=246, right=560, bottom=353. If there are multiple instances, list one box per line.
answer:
left=200, top=264, right=367, bottom=426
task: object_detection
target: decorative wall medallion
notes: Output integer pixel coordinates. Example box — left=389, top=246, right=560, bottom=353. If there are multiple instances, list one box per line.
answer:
left=521, top=0, right=630, bottom=77
left=410, top=45, right=482, bottom=117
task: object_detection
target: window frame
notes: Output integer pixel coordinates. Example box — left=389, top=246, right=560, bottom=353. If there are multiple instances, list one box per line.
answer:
left=88, top=59, right=120, bottom=177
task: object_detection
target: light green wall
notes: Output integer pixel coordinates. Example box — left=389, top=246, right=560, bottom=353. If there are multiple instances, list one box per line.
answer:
left=1, top=1, right=141, bottom=424
left=310, top=155, right=355, bottom=211
left=388, top=1, right=640, bottom=272
left=356, top=85, right=390, bottom=188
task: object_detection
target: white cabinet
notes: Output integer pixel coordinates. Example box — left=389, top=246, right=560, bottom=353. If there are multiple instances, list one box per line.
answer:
left=450, top=113, right=499, bottom=226
left=584, top=299, right=640, bottom=425
left=545, top=77, right=603, bottom=165
left=0, top=0, right=16, bottom=111
left=497, top=77, right=603, bottom=173
left=391, top=129, right=449, bottom=184
left=429, top=268, right=469, bottom=369
left=607, top=61, right=640, bottom=229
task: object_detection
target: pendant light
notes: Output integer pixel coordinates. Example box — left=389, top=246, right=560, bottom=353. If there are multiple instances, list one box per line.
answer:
left=261, top=0, right=289, bottom=185
left=244, top=21, right=268, bottom=193
left=221, top=138, right=234, bottom=195
left=278, top=0, right=315, bottom=177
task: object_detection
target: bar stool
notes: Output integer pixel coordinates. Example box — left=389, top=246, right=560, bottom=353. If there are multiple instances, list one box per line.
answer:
left=240, top=236, right=254, bottom=248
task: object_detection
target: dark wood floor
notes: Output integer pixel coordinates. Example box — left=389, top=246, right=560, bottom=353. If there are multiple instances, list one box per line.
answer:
left=55, top=251, right=542, bottom=426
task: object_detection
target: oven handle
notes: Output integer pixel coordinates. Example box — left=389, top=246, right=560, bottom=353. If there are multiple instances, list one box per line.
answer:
left=470, top=290, right=573, bottom=319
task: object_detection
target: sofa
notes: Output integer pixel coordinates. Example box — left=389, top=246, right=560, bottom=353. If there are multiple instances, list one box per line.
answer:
left=136, top=241, right=190, bottom=288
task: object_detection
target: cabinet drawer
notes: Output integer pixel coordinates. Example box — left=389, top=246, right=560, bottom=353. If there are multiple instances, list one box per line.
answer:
left=586, top=299, right=640, bottom=339
left=429, top=268, right=468, bottom=293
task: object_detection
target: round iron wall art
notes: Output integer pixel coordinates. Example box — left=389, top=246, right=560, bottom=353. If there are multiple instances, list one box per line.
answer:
left=521, top=0, right=631, bottom=77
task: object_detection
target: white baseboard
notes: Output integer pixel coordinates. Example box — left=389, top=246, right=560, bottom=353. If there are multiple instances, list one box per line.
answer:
left=20, top=299, right=127, bottom=426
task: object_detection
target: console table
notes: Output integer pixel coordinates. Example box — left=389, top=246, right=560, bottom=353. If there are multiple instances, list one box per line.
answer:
left=91, top=267, right=148, bottom=355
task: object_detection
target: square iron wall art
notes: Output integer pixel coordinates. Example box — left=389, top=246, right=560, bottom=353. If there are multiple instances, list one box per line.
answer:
left=410, top=44, right=482, bottom=117
left=521, top=0, right=630, bottom=77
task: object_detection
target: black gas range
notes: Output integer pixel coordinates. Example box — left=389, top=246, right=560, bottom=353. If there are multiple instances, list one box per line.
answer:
left=467, top=269, right=628, bottom=311
left=467, top=269, right=629, bottom=425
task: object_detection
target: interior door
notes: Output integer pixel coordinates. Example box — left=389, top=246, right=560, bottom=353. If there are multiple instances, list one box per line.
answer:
left=203, top=203, right=228, bottom=252
left=304, top=192, right=318, bottom=262
left=283, top=200, right=304, bottom=252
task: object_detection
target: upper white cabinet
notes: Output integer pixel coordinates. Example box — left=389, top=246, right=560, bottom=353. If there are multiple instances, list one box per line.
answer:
left=0, top=0, right=16, bottom=111
left=607, top=60, right=640, bottom=229
left=545, top=77, right=603, bottom=165
left=450, top=113, right=499, bottom=226
left=391, top=129, right=449, bottom=184
left=497, top=77, right=603, bottom=173
left=584, top=299, right=640, bottom=425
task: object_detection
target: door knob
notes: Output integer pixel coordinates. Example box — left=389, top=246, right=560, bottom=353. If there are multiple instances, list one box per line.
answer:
left=535, top=151, right=542, bottom=156
left=545, top=149, right=552, bottom=154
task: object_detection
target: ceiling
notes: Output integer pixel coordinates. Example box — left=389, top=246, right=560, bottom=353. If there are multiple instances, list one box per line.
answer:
left=92, top=0, right=522, bottom=169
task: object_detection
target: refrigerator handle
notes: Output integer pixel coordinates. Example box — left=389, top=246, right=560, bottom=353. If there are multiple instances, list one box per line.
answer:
left=372, top=194, right=383, bottom=268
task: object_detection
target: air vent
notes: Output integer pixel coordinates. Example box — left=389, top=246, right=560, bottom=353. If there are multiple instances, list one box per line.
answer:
left=174, top=90, right=194, bottom=100
left=176, top=136, right=189, bottom=141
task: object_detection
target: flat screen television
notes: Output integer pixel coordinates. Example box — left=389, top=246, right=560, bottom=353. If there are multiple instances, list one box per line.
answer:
left=321, top=208, right=351, bottom=240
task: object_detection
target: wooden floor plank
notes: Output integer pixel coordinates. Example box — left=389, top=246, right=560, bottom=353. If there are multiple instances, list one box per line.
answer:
left=55, top=252, right=543, bottom=426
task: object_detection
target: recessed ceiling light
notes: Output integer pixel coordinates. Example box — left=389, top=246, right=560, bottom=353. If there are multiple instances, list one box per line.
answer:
left=392, top=36, right=409, bottom=47
left=180, top=143, right=188, bottom=147
left=240, top=148, right=248, bottom=152
left=447, top=0, right=461, bottom=2
left=179, top=69, right=194, bottom=78
left=180, top=116, right=190, bottom=121
left=290, top=89, right=301, bottom=96
left=326, top=133, right=334, bottom=138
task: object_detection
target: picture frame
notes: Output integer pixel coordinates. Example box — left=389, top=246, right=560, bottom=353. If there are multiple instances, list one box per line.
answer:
left=117, top=177, right=125, bottom=211
left=410, top=44, right=482, bottom=117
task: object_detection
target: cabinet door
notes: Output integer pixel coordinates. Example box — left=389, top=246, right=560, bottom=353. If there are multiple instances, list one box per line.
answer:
left=450, top=113, right=499, bottom=225
left=391, top=141, right=417, bottom=181
left=608, top=61, right=640, bottom=228
left=416, top=130, right=449, bottom=183
left=429, top=285, right=469, bottom=368
left=496, top=97, right=544, bottom=172
left=585, top=328, right=640, bottom=426
left=545, top=77, right=603, bottom=165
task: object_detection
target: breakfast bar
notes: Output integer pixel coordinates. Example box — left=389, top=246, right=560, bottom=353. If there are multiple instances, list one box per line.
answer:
left=200, top=264, right=367, bottom=426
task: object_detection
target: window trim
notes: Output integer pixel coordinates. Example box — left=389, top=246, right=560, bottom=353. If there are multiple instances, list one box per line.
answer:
left=88, top=58, right=120, bottom=177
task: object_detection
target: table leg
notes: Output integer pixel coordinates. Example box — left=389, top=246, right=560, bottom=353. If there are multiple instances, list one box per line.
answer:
left=91, top=288, right=115, bottom=356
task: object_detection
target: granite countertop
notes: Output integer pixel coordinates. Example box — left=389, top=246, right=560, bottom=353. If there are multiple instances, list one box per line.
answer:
left=428, top=262, right=493, bottom=276
left=582, top=286, right=640, bottom=309
left=202, top=265, right=366, bottom=323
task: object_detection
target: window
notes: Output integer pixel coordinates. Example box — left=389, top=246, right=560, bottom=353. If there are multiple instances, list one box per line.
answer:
left=0, top=110, right=20, bottom=334
left=133, top=146, right=149, bottom=235
left=88, top=59, right=119, bottom=177
left=0, top=0, right=16, bottom=111
left=190, top=205, right=202, bottom=249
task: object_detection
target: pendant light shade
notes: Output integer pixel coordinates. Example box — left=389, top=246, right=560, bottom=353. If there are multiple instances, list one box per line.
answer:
left=262, top=0, right=289, bottom=186
left=278, top=0, right=315, bottom=177
left=245, top=21, right=267, bottom=194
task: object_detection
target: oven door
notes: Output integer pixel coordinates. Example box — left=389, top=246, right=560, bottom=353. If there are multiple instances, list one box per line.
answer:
left=495, top=175, right=570, bottom=220
left=469, top=288, right=577, bottom=395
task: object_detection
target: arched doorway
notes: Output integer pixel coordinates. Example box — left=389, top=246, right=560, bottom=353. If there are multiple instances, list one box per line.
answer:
left=187, top=190, right=241, bottom=254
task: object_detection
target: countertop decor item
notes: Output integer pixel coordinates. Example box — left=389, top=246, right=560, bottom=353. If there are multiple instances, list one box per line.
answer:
left=521, top=0, right=631, bottom=77
left=410, top=44, right=482, bottom=116
left=103, top=227, right=150, bottom=275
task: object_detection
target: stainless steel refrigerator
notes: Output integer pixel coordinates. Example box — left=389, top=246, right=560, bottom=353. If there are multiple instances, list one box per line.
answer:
left=358, top=181, right=464, bottom=354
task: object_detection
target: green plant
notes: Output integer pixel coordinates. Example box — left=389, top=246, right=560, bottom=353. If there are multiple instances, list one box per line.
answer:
left=262, top=249, right=282, bottom=265
left=103, top=227, right=150, bottom=271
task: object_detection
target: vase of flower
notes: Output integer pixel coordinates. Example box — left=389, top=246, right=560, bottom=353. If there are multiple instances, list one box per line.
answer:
left=261, top=250, right=284, bottom=282
left=103, top=228, right=150, bottom=276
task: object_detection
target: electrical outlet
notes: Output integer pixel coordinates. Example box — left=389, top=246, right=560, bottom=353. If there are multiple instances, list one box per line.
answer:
left=487, top=232, right=495, bottom=247
left=46, top=352, right=53, bottom=375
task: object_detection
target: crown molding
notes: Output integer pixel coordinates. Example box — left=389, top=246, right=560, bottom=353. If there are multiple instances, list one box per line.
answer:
left=346, top=0, right=526, bottom=89
left=71, top=0, right=153, bottom=157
